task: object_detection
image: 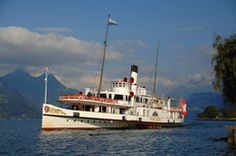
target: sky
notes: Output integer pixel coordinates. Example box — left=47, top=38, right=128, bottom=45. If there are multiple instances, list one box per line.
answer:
left=0, top=0, right=235, bottom=95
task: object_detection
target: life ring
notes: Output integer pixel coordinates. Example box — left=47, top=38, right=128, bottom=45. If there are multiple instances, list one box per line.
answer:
left=79, top=96, right=83, bottom=100
left=44, top=106, right=49, bottom=112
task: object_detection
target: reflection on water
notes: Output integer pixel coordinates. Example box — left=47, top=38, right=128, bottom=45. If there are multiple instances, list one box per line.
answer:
left=0, top=119, right=236, bottom=155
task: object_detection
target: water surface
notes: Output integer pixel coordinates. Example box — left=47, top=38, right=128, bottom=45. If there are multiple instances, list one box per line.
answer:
left=0, top=119, right=235, bottom=155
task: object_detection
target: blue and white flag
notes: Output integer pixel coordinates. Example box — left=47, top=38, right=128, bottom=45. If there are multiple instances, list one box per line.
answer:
left=108, top=16, right=118, bottom=25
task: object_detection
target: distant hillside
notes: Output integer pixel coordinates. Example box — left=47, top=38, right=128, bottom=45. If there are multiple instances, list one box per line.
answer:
left=1, top=68, right=77, bottom=106
left=186, top=92, right=225, bottom=119
left=0, top=80, right=40, bottom=119
left=0, top=69, right=77, bottom=119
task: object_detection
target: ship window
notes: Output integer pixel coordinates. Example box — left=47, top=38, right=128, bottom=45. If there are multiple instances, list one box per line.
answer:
left=102, top=106, right=106, bottom=113
left=114, top=94, right=123, bottom=100
left=136, top=96, right=139, bottom=103
left=128, top=96, right=131, bottom=102
left=144, top=98, right=148, bottom=104
left=116, top=82, right=118, bottom=87
left=109, top=94, right=112, bottom=99
left=85, top=105, right=91, bottom=111
left=100, top=94, right=106, bottom=98
left=120, top=108, right=125, bottom=114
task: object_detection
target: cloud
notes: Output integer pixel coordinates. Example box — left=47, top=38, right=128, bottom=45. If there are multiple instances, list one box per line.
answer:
left=0, top=26, right=122, bottom=66
left=0, top=26, right=124, bottom=89
left=137, top=72, right=213, bottom=96
left=195, top=45, right=214, bottom=55
left=35, top=27, right=72, bottom=33
left=138, top=76, right=178, bottom=92
left=112, top=40, right=148, bottom=53
left=170, top=43, right=214, bottom=67
left=0, top=26, right=213, bottom=95
left=183, top=73, right=212, bottom=87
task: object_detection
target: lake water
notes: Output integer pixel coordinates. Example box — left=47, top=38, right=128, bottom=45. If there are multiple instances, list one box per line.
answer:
left=0, top=119, right=236, bottom=156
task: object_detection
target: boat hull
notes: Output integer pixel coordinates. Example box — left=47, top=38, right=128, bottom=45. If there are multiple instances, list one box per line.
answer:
left=42, top=104, right=184, bottom=130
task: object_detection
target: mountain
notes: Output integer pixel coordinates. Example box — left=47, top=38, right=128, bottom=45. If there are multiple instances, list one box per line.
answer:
left=0, top=69, right=77, bottom=119
left=1, top=68, right=77, bottom=104
left=186, top=92, right=225, bottom=119
left=0, top=80, right=40, bottom=119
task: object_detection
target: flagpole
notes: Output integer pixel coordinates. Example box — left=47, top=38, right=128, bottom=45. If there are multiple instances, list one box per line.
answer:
left=153, top=42, right=159, bottom=96
left=97, top=14, right=110, bottom=97
left=44, top=66, right=48, bottom=104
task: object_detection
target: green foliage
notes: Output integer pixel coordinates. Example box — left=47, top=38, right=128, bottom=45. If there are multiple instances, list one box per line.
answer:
left=203, top=105, right=219, bottom=118
left=212, top=34, right=236, bottom=106
left=219, top=108, right=236, bottom=118
left=198, top=105, right=236, bottom=119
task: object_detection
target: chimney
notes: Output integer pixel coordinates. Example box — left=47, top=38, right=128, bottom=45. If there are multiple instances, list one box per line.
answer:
left=130, top=65, right=138, bottom=107
left=130, top=65, right=138, bottom=85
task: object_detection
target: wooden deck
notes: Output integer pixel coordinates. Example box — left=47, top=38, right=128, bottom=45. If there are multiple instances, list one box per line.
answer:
left=225, top=125, right=236, bottom=145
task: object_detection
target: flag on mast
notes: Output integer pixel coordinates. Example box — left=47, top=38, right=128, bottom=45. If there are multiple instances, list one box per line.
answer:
left=108, top=16, right=118, bottom=25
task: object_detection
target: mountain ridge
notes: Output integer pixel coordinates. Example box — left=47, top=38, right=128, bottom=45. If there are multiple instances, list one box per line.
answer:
left=0, top=80, right=40, bottom=119
left=0, top=68, right=77, bottom=119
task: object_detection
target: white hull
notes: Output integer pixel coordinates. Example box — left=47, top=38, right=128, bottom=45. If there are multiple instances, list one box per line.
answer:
left=42, top=104, right=184, bottom=130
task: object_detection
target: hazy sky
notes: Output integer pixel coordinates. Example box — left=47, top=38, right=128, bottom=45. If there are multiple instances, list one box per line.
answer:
left=0, top=0, right=235, bottom=94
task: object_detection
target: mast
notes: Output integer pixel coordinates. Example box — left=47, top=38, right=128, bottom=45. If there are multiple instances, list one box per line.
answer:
left=153, top=42, right=159, bottom=96
left=97, top=14, right=117, bottom=97
left=44, top=66, right=49, bottom=104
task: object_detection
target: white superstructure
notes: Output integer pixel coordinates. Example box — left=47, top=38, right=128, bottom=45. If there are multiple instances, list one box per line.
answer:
left=42, top=65, right=187, bottom=130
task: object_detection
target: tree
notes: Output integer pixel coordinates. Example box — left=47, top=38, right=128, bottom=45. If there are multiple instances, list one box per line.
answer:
left=212, top=34, right=236, bottom=106
left=198, top=105, right=219, bottom=118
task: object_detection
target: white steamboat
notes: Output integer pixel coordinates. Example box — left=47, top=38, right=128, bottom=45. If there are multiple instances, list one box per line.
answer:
left=42, top=65, right=187, bottom=130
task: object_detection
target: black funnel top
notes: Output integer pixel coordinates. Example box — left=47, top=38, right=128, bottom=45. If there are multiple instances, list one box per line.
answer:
left=131, top=65, right=138, bottom=73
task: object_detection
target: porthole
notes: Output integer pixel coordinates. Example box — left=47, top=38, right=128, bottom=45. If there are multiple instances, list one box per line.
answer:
left=153, top=111, right=158, bottom=116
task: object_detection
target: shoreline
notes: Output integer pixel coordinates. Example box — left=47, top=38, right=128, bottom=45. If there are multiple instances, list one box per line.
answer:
left=195, top=118, right=236, bottom=121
